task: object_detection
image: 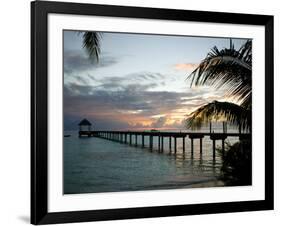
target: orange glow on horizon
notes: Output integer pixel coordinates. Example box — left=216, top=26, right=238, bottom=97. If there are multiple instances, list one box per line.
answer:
left=82, top=94, right=240, bottom=130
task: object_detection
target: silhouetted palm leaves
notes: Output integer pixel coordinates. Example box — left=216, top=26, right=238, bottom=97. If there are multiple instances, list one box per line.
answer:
left=188, top=40, right=252, bottom=106
left=186, top=40, right=252, bottom=130
left=187, top=101, right=251, bottom=131
left=80, top=31, right=101, bottom=61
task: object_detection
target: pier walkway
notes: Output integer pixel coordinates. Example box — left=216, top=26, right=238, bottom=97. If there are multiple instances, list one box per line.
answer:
left=79, top=130, right=250, bottom=159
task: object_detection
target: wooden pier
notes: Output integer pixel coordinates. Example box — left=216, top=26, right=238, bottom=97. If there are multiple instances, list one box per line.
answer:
left=79, top=130, right=250, bottom=159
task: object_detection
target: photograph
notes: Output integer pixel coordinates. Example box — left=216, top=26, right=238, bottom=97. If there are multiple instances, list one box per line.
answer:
left=30, top=1, right=273, bottom=224
left=63, top=30, right=252, bottom=194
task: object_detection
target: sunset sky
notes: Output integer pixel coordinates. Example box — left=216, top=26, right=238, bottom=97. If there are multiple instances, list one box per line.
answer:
left=63, top=31, right=247, bottom=131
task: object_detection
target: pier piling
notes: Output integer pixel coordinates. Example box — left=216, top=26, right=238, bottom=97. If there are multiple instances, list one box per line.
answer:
left=149, top=135, right=153, bottom=150
left=158, top=135, right=161, bottom=152
left=161, top=136, right=164, bottom=153
left=191, top=138, right=194, bottom=156
left=174, top=137, right=177, bottom=153
left=169, top=136, right=172, bottom=153
left=183, top=137, right=185, bottom=153
left=200, top=138, right=203, bottom=155
left=212, top=140, right=216, bottom=159
left=222, top=139, right=225, bottom=157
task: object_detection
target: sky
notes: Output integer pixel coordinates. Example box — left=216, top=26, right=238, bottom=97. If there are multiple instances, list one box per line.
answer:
left=63, top=30, right=247, bottom=131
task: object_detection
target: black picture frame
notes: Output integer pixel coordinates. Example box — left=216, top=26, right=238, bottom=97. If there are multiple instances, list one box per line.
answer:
left=31, top=0, right=274, bottom=224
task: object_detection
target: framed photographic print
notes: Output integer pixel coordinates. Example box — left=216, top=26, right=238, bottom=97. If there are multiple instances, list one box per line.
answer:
left=31, top=0, right=274, bottom=224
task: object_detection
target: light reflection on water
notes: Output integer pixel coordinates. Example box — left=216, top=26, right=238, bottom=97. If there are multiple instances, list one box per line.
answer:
left=64, top=130, right=239, bottom=194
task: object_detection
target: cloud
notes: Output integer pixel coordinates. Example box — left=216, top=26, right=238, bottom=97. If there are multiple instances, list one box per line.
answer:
left=174, top=63, right=199, bottom=71
left=100, top=72, right=164, bottom=84
left=65, top=71, right=165, bottom=93
left=63, top=70, right=230, bottom=130
left=64, top=50, right=118, bottom=74
left=63, top=79, right=215, bottom=130
left=151, top=117, right=167, bottom=128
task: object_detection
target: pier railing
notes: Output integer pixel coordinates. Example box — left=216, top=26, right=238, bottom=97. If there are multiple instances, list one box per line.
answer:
left=79, top=130, right=251, bottom=159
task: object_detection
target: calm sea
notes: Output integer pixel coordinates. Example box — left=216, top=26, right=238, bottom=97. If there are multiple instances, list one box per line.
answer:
left=64, top=127, right=240, bottom=194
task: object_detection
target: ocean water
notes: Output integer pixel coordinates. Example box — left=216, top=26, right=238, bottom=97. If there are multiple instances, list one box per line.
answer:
left=64, top=128, right=240, bottom=194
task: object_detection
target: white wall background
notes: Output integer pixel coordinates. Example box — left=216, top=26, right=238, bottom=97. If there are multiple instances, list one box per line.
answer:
left=0, top=0, right=279, bottom=225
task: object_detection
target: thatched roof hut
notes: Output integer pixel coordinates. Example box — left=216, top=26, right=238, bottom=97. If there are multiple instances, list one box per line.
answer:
left=78, top=118, right=92, bottom=131
left=78, top=118, right=92, bottom=126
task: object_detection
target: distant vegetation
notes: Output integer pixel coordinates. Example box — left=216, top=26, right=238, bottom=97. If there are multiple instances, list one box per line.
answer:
left=218, top=140, right=252, bottom=185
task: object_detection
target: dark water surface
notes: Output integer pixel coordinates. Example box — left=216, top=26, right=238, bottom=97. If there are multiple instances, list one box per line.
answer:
left=64, top=130, right=239, bottom=194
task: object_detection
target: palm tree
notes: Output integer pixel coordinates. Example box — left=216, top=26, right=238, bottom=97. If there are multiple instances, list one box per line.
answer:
left=187, top=100, right=251, bottom=131
left=186, top=40, right=252, bottom=131
left=79, top=31, right=101, bottom=61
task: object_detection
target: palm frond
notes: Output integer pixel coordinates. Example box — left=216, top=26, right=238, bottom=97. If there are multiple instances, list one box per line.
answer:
left=186, top=101, right=251, bottom=131
left=80, top=32, right=101, bottom=61
left=188, top=40, right=252, bottom=105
